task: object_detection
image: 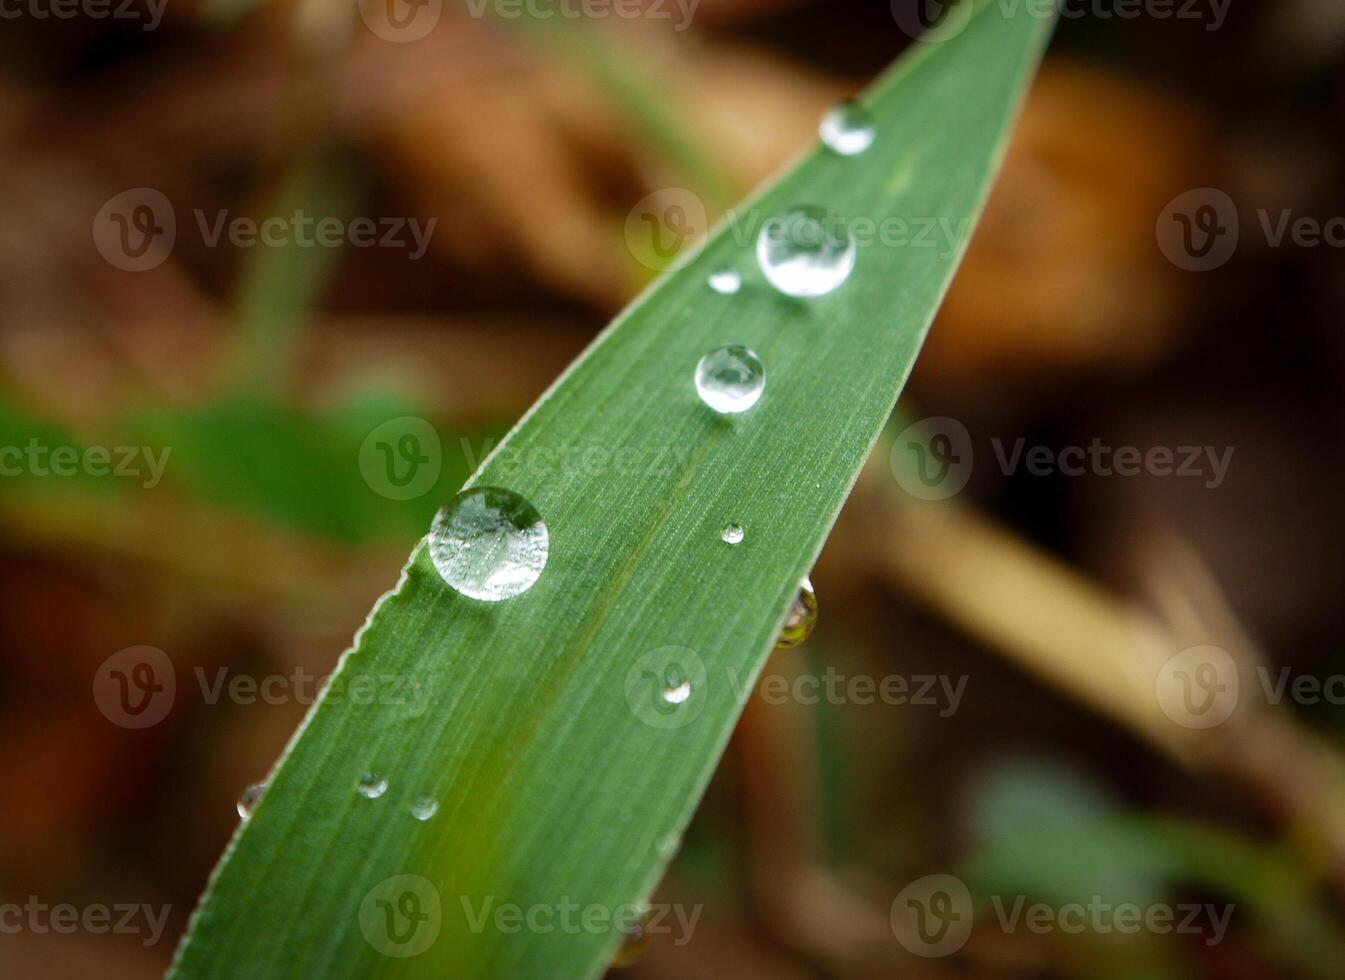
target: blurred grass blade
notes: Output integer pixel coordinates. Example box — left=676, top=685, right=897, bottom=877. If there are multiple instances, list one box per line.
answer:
left=171, top=5, right=1054, bottom=977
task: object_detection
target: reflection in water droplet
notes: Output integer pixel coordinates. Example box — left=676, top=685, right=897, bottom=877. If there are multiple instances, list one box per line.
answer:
left=695, top=345, right=764, bottom=414
left=410, top=796, right=439, bottom=822
left=721, top=523, right=744, bottom=545
left=707, top=268, right=741, bottom=294
left=237, top=782, right=265, bottom=819
left=611, top=905, right=656, bottom=968
left=662, top=680, right=692, bottom=705
left=819, top=100, right=875, bottom=156
left=756, top=205, right=856, bottom=297
left=357, top=772, right=389, bottom=799
left=775, top=575, right=818, bottom=649
left=429, top=487, right=549, bottom=601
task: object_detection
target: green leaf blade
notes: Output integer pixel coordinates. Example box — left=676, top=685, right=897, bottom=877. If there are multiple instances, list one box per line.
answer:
left=171, top=6, right=1055, bottom=978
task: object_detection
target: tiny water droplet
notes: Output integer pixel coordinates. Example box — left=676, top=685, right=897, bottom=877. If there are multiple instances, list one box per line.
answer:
left=410, top=796, right=439, bottom=822
left=756, top=205, right=855, bottom=297
left=695, top=345, right=764, bottom=414
left=611, top=906, right=656, bottom=968
left=707, top=268, right=741, bottom=294
left=429, top=487, right=549, bottom=601
left=820, top=100, right=875, bottom=156
left=721, top=523, right=744, bottom=545
left=237, top=781, right=265, bottom=819
left=656, top=834, right=681, bottom=860
left=357, top=772, right=388, bottom=799
left=775, top=575, right=818, bottom=649
left=662, top=679, right=692, bottom=705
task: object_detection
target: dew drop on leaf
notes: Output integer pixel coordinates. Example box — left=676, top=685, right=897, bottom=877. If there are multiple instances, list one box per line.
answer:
left=775, top=575, right=818, bottom=649
left=756, top=205, right=856, bottom=297
left=356, top=772, right=388, bottom=800
left=237, top=782, right=265, bottom=819
left=429, top=487, right=549, bottom=602
left=820, top=99, right=875, bottom=155
left=695, top=346, right=764, bottom=414
left=707, top=268, right=741, bottom=294
left=409, top=796, right=439, bottom=821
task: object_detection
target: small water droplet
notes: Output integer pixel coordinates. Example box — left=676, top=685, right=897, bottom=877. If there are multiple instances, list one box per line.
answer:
left=357, top=772, right=388, bottom=799
left=611, top=906, right=656, bottom=968
left=695, top=345, right=764, bottom=414
left=775, top=575, right=818, bottom=649
left=656, top=834, right=681, bottom=860
left=756, top=205, right=856, bottom=297
left=429, top=487, right=549, bottom=601
left=721, top=523, right=744, bottom=545
left=410, top=796, right=439, bottom=822
left=662, top=679, right=692, bottom=705
left=237, top=781, right=265, bottom=819
left=819, top=100, right=875, bottom=156
left=707, top=268, right=741, bottom=294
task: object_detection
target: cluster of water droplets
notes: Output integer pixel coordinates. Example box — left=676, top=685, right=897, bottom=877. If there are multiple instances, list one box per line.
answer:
left=414, top=101, right=860, bottom=742
left=227, top=107, right=865, bottom=970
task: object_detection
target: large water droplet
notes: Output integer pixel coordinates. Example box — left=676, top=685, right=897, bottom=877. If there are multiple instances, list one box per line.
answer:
left=819, top=100, right=875, bottom=156
left=756, top=205, right=855, bottom=297
left=429, top=487, right=549, bottom=601
left=237, top=781, right=265, bottom=819
left=695, top=345, right=764, bottom=414
left=775, top=575, right=818, bottom=649
left=611, top=905, right=655, bottom=968
left=708, top=268, right=741, bottom=294
left=357, top=772, right=388, bottom=799
left=721, top=523, right=744, bottom=545
left=410, top=796, right=439, bottom=822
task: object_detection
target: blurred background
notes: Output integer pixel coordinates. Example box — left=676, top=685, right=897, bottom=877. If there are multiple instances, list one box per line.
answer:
left=2, top=0, right=1344, bottom=976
